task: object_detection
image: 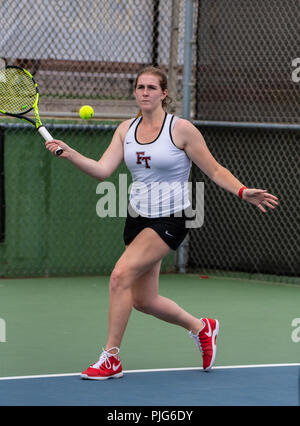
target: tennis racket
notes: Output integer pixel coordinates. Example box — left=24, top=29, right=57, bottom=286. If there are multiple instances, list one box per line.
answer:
left=0, top=65, right=63, bottom=156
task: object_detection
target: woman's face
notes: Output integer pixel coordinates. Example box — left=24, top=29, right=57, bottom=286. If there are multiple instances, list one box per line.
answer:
left=134, top=73, right=167, bottom=112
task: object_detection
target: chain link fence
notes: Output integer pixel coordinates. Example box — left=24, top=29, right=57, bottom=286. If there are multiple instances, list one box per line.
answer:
left=0, top=0, right=188, bottom=277
left=0, top=0, right=187, bottom=118
left=0, top=121, right=177, bottom=277
left=190, top=0, right=300, bottom=282
left=188, top=124, right=300, bottom=281
left=0, top=0, right=299, bottom=282
left=195, top=0, right=300, bottom=123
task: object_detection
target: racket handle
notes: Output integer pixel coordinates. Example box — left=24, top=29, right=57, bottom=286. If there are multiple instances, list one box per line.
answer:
left=38, top=126, right=64, bottom=156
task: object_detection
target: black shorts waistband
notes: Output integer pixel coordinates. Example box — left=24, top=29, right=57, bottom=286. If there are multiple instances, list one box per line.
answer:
left=127, top=206, right=195, bottom=221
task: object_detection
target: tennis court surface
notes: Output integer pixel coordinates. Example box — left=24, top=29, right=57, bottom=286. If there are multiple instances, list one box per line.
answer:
left=0, top=274, right=299, bottom=406
left=0, top=365, right=299, bottom=407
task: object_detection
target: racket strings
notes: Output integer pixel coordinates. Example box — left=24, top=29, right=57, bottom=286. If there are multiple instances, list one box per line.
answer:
left=0, top=68, right=37, bottom=114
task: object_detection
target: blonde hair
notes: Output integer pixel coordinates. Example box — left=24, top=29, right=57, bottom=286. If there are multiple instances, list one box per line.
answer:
left=134, top=66, right=172, bottom=117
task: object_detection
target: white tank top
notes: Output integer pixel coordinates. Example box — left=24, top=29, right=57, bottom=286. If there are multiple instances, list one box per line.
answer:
left=124, top=112, right=192, bottom=217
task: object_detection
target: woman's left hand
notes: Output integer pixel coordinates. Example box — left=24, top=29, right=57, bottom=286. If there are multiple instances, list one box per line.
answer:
left=242, top=188, right=279, bottom=213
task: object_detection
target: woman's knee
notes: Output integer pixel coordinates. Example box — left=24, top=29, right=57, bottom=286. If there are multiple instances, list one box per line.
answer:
left=132, top=297, right=155, bottom=314
left=109, top=263, right=135, bottom=293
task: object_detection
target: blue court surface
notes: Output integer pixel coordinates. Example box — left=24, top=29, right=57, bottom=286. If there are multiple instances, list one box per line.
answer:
left=0, top=364, right=299, bottom=407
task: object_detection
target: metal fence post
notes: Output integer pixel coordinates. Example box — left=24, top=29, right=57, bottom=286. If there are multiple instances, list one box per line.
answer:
left=168, top=0, right=180, bottom=114
left=176, top=0, right=194, bottom=273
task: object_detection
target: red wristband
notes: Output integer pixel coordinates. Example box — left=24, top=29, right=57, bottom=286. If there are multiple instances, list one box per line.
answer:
left=238, top=186, right=247, bottom=199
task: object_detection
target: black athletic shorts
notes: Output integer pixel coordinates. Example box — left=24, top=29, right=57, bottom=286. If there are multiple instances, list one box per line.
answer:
left=123, top=209, right=190, bottom=250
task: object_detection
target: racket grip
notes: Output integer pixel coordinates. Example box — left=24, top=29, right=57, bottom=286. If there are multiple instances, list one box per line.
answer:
left=38, top=126, right=64, bottom=156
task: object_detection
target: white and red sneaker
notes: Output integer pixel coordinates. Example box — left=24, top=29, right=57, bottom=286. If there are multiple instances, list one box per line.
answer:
left=81, top=347, right=123, bottom=380
left=189, top=318, right=219, bottom=371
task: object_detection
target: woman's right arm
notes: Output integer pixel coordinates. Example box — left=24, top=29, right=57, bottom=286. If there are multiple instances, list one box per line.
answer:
left=45, top=119, right=131, bottom=181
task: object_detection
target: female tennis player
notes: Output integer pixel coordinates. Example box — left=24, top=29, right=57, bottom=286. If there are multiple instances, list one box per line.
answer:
left=45, top=66, right=278, bottom=380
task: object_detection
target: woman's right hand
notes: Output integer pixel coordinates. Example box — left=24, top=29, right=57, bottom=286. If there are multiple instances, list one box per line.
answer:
left=45, top=139, right=72, bottom=158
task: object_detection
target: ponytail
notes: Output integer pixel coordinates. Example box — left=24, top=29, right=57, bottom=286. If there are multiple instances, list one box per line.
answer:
left=136, top=109, right=142, bottom=118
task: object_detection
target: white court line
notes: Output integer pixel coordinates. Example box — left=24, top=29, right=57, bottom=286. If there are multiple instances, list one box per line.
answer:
left=0, top=363, right=299, bottom=381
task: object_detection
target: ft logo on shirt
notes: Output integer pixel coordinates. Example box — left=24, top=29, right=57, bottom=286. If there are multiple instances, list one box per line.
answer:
left=136, top=151, right=151, bottom=168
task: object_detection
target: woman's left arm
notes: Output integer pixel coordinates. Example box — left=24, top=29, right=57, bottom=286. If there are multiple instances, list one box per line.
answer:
left=173, top=119, right=278, bottom=213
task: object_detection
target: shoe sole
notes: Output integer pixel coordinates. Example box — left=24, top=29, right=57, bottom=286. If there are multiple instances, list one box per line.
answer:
left=80, top=372, right=123, bottom=380
left=203, top=319, right=219, bottom=371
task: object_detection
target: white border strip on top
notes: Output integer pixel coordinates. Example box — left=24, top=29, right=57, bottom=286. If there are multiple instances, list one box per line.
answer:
left=0, top=363, right=299, bottom=381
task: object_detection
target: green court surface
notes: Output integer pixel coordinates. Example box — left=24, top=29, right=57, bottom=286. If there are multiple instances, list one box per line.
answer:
left=0, top=273, right=299, bottom=378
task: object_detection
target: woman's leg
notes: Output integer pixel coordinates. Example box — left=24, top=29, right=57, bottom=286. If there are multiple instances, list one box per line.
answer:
left=105, top=227, right=172, bottom=350
left=131, top=259, right=204, bottom=333
left=105, top=227, right=204, bottom=351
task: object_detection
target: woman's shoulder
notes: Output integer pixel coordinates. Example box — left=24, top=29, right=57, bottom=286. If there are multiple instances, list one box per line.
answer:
left=171, top=117, right=203, bottom=148
left=116, top=118, right=138, bottom=139
left=172, top=117, right=197, bottom=137
left=172, top=116, right=194, bottom=129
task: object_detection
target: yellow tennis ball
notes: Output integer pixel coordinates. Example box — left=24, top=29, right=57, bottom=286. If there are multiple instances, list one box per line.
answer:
left=79, top=105, right=94, bottom=119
